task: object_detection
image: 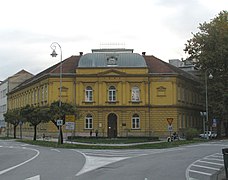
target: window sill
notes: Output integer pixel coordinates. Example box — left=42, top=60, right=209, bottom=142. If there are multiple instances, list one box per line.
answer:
left=129, top=101, right=142, bottom=103
left=82, top=101, right=95, bottom=103
left=105, top=101, right=119, bottom=104
left=131, top=128, right=141, bottom=130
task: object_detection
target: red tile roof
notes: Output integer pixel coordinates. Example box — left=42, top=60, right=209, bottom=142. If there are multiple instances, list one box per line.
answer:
left=9, top=54, right=198, bottom=93
left=10, top=56, right=80, bottom=92
left=144, top=55, right=198, bottom=81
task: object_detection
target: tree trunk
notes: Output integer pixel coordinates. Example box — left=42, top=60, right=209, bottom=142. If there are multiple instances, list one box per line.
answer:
left=217, top=119, right=222, bottom=138
left=13, top=125, right=17, bottom=139
left=33, top=125, right=37, bottom=141
left=224, top=122, right=228, bottom=137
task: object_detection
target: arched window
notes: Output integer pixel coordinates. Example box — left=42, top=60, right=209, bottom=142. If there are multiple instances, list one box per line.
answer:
left=85, top=86, right=93, bottom=102
left=132, top=114, right=140, bottom=129
left=108, top=86, right=116, bottom=102
left=131, top=86, right=140, bottom=102
left=85, top=114, right=93, bottom=129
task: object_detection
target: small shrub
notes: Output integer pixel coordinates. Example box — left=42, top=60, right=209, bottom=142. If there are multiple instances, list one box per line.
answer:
left=185, top=128, right=199, bottom=140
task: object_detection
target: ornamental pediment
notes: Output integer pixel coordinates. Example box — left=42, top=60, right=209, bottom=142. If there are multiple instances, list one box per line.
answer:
left=97, top=69, right=127, bottom=76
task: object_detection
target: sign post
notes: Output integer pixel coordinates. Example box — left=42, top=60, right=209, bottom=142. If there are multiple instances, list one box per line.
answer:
left=56, top=119, right=63, bottom=145
left=167, top=118, right=173, bottom=139
left=65, top=115, right=76, bottom=141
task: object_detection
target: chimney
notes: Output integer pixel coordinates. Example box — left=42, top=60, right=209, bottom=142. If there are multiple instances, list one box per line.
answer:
left=79, top=52, right=83, bottom=56
left=142, top=52, right=146, bottom=56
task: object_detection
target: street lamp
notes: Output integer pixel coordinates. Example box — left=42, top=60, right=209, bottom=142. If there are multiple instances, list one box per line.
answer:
left=50, top=42, right=62, bottom=107
left=205, top=69, right=213, bottom=139
left=50, top=42, right=63, bottom=144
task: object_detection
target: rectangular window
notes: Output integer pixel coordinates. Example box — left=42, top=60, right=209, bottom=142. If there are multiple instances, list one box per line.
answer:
left=85, top=91, right=93, bottom=102
left=109, top=91, right=116, bottom=101
left=85, top=117, right=93, bottom=129
left=132, top=117, right=140, bottom=129
left=108, top=87, right=116, bottom=102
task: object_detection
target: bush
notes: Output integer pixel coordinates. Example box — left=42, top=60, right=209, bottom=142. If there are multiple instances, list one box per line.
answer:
left=185, top=128, right=199, bottom=140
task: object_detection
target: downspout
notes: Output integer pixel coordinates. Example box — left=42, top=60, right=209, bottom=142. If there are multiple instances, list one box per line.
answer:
left=148, top=75, right=151, bottom=137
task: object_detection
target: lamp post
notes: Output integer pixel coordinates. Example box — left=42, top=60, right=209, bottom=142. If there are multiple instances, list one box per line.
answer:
left=205, top=69, right=213, bottom=139
left=200, top=111, right=206, bottom=138
left=50, top=42, right=63, bottom=144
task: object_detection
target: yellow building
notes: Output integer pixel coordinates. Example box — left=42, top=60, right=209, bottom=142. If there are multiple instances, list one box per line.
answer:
left=7, top=49, right=203, bottom=138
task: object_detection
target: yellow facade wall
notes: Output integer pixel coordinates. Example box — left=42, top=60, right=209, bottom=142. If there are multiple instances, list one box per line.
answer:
left=7, top=66, right=202, bottom=138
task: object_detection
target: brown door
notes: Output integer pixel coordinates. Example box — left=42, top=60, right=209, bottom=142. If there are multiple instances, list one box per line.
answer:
left=107, top=113, right=117, bottom=138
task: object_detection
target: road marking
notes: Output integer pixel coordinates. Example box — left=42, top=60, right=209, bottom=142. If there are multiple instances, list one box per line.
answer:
left=198, top=160, right=223, bottom=166
left=204, top=157, right=223, bottom=161
left=192, top=164, right=220, bottom=171
left=25, top=175, right=40, bottom=180
left=0, top=147, right=40, bottom=175
left=210, top=154, right=223, bottom=158
left=188, top=170, right=212, bottom=176
left=51, top=149, right=60, bottom=152
left=76, top=155, right=128, bottom=176
left=74, top=148, right=184, bottom=177
left=186, top=152, right=225, bottom=180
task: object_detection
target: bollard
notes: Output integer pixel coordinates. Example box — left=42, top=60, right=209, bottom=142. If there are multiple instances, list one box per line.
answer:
left=222, top=148, right=228, bottom=179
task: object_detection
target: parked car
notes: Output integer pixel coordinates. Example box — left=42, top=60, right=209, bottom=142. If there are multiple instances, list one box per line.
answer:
left=199, top=131, right=217, bottom=139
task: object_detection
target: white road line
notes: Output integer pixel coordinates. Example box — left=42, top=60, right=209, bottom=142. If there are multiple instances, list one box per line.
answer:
left=25, top=175, right=40, bottom=180
left=188, top=178, right=198, bottom=180
left=186, top=152, right=225, bottom=180
left=188, top=170, right=212, bottom=176
left=0, top=147, right=40, bottom=175
left=198, top=160, right=223, bottom=166
left=209, top=154, right=223, bottom=158
left=192, top=164, right=220, bottom=171
left=204, top=157, right=224, bottom=162
left=51, top=149, right=60, bottom=153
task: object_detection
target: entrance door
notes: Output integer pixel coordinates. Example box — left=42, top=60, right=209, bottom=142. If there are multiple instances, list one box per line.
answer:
left=107, top=113, right=117, bottom=138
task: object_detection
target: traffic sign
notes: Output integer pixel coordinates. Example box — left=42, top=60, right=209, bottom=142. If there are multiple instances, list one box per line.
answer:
left=168, top=125, right=173, bottom=132
left=65, top=115, right=75, bottom=122
left=65, top=122, right=75, bottom=130
left=56, top=119, right=63, bottom=126
left=212, top=118, right=217, bottom=127
left=167, top=118, right=173, bottom=125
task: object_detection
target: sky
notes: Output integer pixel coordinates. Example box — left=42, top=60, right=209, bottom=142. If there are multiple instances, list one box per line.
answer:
left=0, top=0, right=227, bottom=81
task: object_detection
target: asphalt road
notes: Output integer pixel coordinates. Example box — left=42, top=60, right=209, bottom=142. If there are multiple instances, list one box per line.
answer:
left=0, top=140, right=227, bottom=180
left=0, top=140, right=85, bottom=180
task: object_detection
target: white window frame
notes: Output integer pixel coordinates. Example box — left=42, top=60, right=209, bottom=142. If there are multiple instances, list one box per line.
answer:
left=85, top=86, right=93, bottom=102
left=132, top=114, right=140, bottom=129
left=108, top=86, right=116, bottom=102
left=85, top=114, right=93, bottom=129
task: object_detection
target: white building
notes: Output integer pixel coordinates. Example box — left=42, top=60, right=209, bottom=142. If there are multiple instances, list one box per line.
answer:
left=0, top=70, right=33, bottom=134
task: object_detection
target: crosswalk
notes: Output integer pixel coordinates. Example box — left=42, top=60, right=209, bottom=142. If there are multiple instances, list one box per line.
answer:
left=186, top=153, right=224, bottom=180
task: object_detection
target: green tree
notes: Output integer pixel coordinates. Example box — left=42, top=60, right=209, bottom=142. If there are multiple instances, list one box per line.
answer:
left=4, top=109, right=23, bottom=138
left=49, top=101, right=77, bottom=144
left=184, top=10, right=228, bottom=137
left=21, top=105, right=50, bottom=141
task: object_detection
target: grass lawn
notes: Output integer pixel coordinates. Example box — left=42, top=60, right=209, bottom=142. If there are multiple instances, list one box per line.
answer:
left=0, top=136, right=15, bottom=140
left=16, top=138, right=207, bottom=149
left=67, top=137, right=159, bottom=144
